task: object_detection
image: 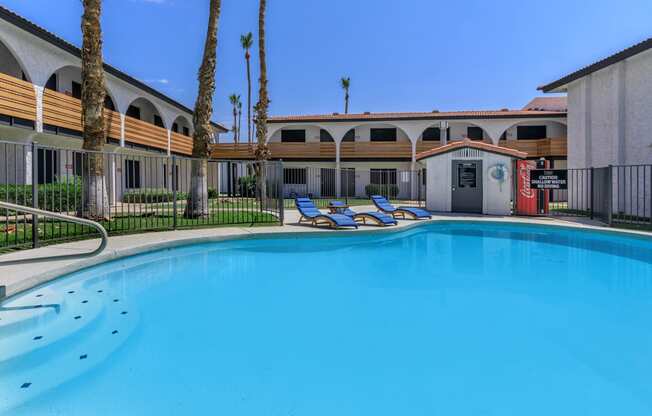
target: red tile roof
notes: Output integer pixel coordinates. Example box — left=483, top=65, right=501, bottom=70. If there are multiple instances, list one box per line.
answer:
left=522, top=97, right=567, bottom=112
left=416, top=139, right=527, bottom=160
left=268, top=109, right=566, bottom=123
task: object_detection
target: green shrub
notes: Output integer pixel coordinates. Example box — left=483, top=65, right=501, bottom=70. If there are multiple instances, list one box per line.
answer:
left=208, top=188, right=219, bottom=199
left=364, top=184, right=400, bottom=199
left=122, top=188, right=188, bottom=203
left=0, top=176, right=83, bottom=213
left=237, top=176, right=256, bottom=197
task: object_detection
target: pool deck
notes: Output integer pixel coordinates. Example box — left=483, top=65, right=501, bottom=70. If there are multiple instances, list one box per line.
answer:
left=1, top=206, right=651, bottom=300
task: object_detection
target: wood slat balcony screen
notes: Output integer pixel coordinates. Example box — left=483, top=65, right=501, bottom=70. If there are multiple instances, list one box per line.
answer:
left=340, top=142, right=412, bottom=159
left=170, top=131, right=193, bottom=155
left=210, top=143, right=255, bottom=159
left=0, top=72, right=36, bottom=121
left=210, top=142, right=336, bottom=159
left=498, top=138, right=567, bottom=157
left=124, top=115, right=169, bottom=151
left=416, top=141, right=442, bottom=154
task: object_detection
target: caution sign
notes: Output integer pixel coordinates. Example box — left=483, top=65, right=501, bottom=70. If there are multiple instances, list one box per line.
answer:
left=530, top=169, right=568, bottom=190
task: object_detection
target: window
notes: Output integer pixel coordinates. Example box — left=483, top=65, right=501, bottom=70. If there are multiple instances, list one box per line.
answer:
left=370, top=128, right=396, bottom=142
left=281, top=129, right=306, bottom=142
left=342, top=129, right=355, bottom=142
left=163, top=164, right=179, bottom=189
left=126, top=105, right=141, bottom=119
left=153, top=115, right=164, bottom=128
left=467, top=126, right=484, bottom=140
left=182, top=126, right=190, bottom=136
left=125, top=160, right=141, bottom=189
left=500, top=131, right=507, bottom=140
left=422, top=127, right=450, bottom=141
left=37, top=149, right=58, bottom=184
left=71, top=81, right=82, bottom=99
left=517, top=125, right=547, bottom=140
left=340, top=168, right=355, bottom=197
left=45, top=73, right=57, bottom=91
left=284, top=168, right=306, bottom=184
left=370, top=169, right=397, bottom=185
left=172, top=123, right=179, bottom=133
left=320, top=129, right=334, bottom=142
left=73, top=152, right=84, bottom=176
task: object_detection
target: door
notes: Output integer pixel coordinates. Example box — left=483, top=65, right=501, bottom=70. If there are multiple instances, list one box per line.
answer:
left=320, top=168, right=336, bottom=197
left=451, top=160, right=482, bottom=213
left=340, top=168, right=355, bottom=198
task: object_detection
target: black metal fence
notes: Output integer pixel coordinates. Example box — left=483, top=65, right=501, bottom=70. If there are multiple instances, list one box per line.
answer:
left=546, top=165, right=652, bottom=230
left=0, top=140, right=283, bottom=251
left=277, top=166, right=425, bottom=208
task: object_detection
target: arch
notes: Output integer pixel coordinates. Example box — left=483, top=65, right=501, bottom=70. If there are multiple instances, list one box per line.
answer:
left=266, top=123, right=339, bottom=144
left=171, top=114, right=193, bottom=136
left=0, top=38, right=31, bottom=82
left=496, top=119, right=568, bottom=141
left=44, top=65, right=119, bottom=111
left=125, top=96, right=167, bottom=128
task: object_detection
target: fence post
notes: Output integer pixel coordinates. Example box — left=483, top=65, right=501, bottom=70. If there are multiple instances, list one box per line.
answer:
left=589, top=167, right=594, bottom=220
left=172, top=155, right=177, bottom=230
left=607, top=165, right=613, bottom=226
left=31, top=141, right=39, bottom=248
left=278, top=159, right=284, bottom=225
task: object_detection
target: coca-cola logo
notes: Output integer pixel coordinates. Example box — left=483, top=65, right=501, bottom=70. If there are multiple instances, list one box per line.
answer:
left=519, top=162, right=535, bottom=199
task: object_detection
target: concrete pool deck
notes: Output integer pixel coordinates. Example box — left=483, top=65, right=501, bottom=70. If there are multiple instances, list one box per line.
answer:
left=1, top=206, right=651, bottom=299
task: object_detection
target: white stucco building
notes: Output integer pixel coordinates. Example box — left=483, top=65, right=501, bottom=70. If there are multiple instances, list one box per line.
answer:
left=540, top=37, right=652, bottom=168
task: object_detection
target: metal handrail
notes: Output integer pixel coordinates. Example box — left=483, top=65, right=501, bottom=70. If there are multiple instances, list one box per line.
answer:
left=0, top=201, right=108, bottom=266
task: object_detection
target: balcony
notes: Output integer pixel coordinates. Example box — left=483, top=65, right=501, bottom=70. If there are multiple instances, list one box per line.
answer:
left=211, top=142, right=337, bottom=159
left=0, top=72, right=193, bottom=155
left=498, top=138, right=567, bottom=157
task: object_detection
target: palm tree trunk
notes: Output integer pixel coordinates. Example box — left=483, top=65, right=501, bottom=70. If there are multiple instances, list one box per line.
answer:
left=81, top=0, right=109, bottom=220
left=246, top=55, right=252, bottom=144
left=238, top=107, right=242, bottom=143
left=232, top=107, right=237, bottom=144
left=345, top=91, right=349, bottom=114
left=185, top=0, right=221, bottom=219
left=254, top=0, right=271, bottom=208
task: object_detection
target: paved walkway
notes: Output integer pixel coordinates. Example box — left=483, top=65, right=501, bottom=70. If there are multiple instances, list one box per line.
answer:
left=1, top=206, right=650, bottom=299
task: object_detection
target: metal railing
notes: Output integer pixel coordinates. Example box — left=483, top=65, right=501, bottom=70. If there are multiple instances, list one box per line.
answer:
left=0, top=200, right=108, bottom=265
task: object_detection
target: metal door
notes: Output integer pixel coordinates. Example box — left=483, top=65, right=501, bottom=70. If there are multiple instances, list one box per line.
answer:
left=452, top=160, right=483, bottom=213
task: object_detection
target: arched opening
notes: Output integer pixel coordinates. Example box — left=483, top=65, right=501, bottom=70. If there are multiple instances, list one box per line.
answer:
left=498, top=120, right=567, bottom=141
left=0, top=39, right=30, bottom=81
left=44, top=65, right=117, bottom=110
left=268, top=124, right=335, bottom=144
left=171, top=115, right=192, bottom=136
left=346, top=122, right=411, bottom=144
left=125, top=97, right=165, bottom=128
left=446, top=121, right=491, bottom=142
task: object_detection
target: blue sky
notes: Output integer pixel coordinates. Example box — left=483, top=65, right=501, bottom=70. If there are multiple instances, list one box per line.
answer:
left=2, top=0, right=651, bottom=138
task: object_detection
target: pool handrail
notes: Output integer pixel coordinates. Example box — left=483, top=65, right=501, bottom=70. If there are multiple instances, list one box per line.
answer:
left=0, top=201, right=108, bottom=266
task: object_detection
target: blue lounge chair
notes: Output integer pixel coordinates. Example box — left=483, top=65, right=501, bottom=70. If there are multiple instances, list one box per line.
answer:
left=295, top=198, right=358, bottom=229
left=370, top=195, right=432, bottom=220
left=328, top=200, right=397, bottom=226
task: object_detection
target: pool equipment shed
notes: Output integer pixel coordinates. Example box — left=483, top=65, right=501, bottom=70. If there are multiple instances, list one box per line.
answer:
left=417, top=139, right=527, bottom=215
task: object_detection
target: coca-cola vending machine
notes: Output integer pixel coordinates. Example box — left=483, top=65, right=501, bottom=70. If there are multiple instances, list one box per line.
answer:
left=516, top=159, right=549, bottom=215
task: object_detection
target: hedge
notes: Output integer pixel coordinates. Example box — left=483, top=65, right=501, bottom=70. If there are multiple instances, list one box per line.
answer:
left=122, top=188, right=188, bottom=203
left=0, top=177, right=83, bottom=212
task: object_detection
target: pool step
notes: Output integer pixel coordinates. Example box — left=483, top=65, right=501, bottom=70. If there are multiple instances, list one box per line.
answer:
left=0, top=288, right=64, bottom=337
left=0, top=284, right=139, bottom=413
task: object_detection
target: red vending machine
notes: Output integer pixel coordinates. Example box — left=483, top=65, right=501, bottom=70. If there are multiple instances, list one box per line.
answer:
left=516, top=160, right=549, bottom=215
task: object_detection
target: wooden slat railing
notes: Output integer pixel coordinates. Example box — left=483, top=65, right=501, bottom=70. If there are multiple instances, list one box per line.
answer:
left=499, top=138, right=567, bottom=157
left=340, top=142, right=412, bottom=159
left=210, top=142, right=337, bottom=159
left=170, top=131, right=193, bottom=155
left=0, top=72, right=36, bottom=121
left=124, top=115, right=168, bottom=151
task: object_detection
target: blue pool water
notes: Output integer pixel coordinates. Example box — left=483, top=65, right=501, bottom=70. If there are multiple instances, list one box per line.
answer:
left=1, top=222, right=652, bottom=415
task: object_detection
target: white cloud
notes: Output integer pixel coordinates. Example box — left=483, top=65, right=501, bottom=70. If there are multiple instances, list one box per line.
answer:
left=131, top=0, right=168, bottom=4
left=145, top=78, right=170, bottom=85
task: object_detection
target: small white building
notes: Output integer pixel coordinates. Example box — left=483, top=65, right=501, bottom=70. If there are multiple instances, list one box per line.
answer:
left=417, top=140, right=526, bottom=215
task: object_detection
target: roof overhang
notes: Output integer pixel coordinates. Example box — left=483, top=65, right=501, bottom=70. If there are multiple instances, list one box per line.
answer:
left=416, top=139, right=527, bottom=161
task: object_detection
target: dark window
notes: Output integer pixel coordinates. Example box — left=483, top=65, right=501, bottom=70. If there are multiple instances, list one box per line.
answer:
left=517, top=125, right=547, bottom=140
left=37, top=149, right=58, bottom=184
left=281, top=129, right=306, bottom=143
left=340, top=168, right=355, bottom=197
left=125, top=160, right=141, bottom=189
left=73, top=152, right=84, bottom=176
left=370, top=169, right=397, bottom=185
left=21, top=72, right=28, bottom=82
left=104, top=95, right=115, bottom=111
left=342, top=129, right=355, bottom=142
left=153, top=115, right=164, bottom=128
left=45, top=73, right=57, bottom=91
left=422, top=127, right=450, bottom=141
left=467, top=126, right=484, bottom=140
left=126, top=105, right=141, bottom=119
left=320, top=129, right=334, bottom=142
left=71, top=81, right=82, bottom=99
left=283, top=168, right=306, bottom=184
left=500, top=131, right=507, bottom=140
left=172, top=123, right=179, bottom=133
left=370, top=128, right=397, bottom=142
left=422, top=168, right=427, bottom=186
left=182, top=126, right=190, bottom=136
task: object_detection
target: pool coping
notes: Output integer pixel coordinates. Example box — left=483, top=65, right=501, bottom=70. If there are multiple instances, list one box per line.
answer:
left=1, top=211, right=651, bottom=302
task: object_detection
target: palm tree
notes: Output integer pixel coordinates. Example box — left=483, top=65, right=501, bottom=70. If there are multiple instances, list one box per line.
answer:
left=254, top=0, right=271, bottom=205
left=340, top=76, right=350, bottom=114
left=229, top=93, right=240, bottom=143
left=237, top=99, right=243, bottom=143
left=184, top=0, right=221, bottom=218
left=240, top=32, right=253, bottom=144
left=80, top=0, right=109, bottom=219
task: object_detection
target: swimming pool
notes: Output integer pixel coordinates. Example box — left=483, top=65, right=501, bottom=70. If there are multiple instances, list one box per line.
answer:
left=1, top=222, right=652, bottom=415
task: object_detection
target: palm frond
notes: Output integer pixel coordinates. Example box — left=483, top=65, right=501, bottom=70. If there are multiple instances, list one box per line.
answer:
left=240, top=32, right=253, bottom=49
